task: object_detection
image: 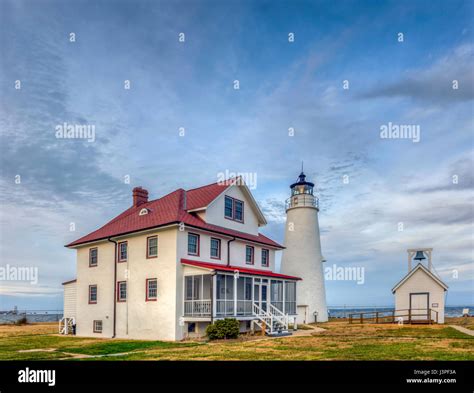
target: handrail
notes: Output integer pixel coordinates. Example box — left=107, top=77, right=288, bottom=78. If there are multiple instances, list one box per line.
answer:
left=269, top=303, right=286, bottom=318
left=269, top=304, right=289, bottom=331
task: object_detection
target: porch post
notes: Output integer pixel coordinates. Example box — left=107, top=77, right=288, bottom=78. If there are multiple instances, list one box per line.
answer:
left=282, top=280, right=286, bottom=314
left=251, top=277, right=255, bottom=307
left=233, top=274, right=238, bottom=316
left=212, top=274, right=217, bottom=318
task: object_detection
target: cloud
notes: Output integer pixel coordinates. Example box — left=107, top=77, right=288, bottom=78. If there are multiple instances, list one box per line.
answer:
left=408, top=154, right=474, bottom=193
left=360, top=44, right=474, bottom=103
left=0, top=1, right=472, bottom=308
left=259, top=198, right=286, bottom=224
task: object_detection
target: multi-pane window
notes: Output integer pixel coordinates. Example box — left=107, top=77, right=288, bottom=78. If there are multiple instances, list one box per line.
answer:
left=118, top=242, right=127, bottom=262
left=117, top=281, right=127, bottom=302
left=89, top=285, right=97, bottom=304
left=224, top=196, right=244, bottom=222
left=224, top=196, right=233, bottom=218
left=147, top=236, right=158, bottom=258
left=188, top=233, right=199, bottom=255
left=234, top=200, right=243, bottom=221
left=146, top=278, right=157, bottom=301
left=210, top=238, right=221, bottom=259
left=261, top=249, right=269, bottom=267
left=245, top=246, right=254, bottom=265
left=89, top=248, right=98, bottom=267
left=93, top=320, right=102, bottom=333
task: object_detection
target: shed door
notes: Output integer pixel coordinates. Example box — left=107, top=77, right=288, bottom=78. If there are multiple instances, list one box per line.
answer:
left=410, top=293, right=429, bottom=320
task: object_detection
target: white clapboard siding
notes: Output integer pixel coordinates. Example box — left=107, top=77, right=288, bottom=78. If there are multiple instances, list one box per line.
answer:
left=63, top=281, right=77, bottom=319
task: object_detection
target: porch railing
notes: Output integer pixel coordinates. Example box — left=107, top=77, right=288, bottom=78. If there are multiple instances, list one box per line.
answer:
left=216, top=300, right=234, bottom=316
left=236, top=300, right=253, bottom=316
left=184, top=300, right=212, bottom=317
left=186, top=299, right=296, bottom=318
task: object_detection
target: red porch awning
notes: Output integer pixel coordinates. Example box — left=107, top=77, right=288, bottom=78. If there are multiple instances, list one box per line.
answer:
left=181, top=259, right=301, bottom=280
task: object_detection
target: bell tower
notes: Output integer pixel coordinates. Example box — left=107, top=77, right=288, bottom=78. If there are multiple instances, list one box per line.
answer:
left=280, top=169, right=328, bottom=323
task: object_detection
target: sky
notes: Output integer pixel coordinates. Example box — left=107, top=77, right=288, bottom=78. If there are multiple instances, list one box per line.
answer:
left=0, top=0, right=473, bottom=310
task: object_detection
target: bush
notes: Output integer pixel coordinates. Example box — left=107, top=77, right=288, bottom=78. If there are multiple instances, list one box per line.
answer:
left=206, top=318, right=240, bottom=340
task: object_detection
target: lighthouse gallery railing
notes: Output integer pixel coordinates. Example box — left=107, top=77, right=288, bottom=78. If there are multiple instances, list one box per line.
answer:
left=285, top=195, right=319, bottom=210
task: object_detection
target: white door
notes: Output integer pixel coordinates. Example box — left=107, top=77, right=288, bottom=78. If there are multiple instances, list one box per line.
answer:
left=410, top=293, right=429, bottom=320
left=253, top=280, right=268, bottom=312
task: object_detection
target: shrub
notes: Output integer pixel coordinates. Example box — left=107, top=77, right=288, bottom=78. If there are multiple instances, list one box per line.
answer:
left=206, top=318, right=240, bottom=340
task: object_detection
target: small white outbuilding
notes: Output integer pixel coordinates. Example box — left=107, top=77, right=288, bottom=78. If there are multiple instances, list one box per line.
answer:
left=392, top=249, right=448, bottom=324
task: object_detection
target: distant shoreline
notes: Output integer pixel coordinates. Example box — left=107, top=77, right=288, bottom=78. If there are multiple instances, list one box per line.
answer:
left=1, top=306, right=472, bottom=324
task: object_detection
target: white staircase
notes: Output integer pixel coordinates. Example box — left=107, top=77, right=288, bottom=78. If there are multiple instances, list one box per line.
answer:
left=59, top=317, right=75, bottom=335
left=252, top=303, right=291, bottom=336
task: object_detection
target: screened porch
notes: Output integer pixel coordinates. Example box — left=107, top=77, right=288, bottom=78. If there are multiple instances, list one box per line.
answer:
left=183, top=273, right=297, bottom=318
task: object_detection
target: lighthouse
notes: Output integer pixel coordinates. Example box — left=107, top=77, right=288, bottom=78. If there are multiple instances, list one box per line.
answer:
left=280, top=170, right=328, bottom=324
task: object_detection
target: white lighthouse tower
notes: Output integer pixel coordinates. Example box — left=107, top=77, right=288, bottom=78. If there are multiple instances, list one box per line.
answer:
left=280, top=170, right=328, bottom=324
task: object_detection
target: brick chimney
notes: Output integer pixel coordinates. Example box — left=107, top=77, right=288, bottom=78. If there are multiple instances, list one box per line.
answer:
left=132, top=187, right=149, bottom=207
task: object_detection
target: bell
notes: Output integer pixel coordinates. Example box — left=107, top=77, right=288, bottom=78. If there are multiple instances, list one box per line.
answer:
left=414, top=250, right=426, bottom=261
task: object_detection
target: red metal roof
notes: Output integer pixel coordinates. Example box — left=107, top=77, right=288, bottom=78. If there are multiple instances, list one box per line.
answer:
left=66, top=183, right=283, bottom=249
left=66, top=189, right=185, bottom=247
left=186, top=181, right=229, bottom=210
left=181, top=259, right=301, bottom=280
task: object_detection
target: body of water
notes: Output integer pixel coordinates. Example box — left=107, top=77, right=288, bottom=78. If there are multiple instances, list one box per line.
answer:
left=0, top=310, right=63, bottom=324
left=0, top=306, right=471, bottom=324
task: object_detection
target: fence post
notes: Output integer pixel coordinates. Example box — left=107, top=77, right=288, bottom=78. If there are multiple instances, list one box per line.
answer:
left=376, top=312, right=379, bottom=324
left=408, top=309, right=411, bottom=324
left=360, top=313, right=363, bottom=324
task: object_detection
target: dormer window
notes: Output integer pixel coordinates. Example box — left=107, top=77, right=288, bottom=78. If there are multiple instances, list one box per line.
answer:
left=224, top=196, right=233, bottom=218
left=234, top=200, right=243, bottom=221
left=224, top=196, right=244, bottom=223
left=139, top=208, right=149, bottom=216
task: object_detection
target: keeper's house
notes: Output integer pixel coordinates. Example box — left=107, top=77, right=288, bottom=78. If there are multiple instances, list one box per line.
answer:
left=63, top=178, right=300, bottom=340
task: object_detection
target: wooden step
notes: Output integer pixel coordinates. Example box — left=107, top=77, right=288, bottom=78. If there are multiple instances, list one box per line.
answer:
left=267, top=331, right=292, bottom=337
left=410, top=319, right=434, bottom=324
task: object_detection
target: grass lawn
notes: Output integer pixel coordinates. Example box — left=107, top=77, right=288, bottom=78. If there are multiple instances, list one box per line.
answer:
left=446, top=316, right=474, bottom=330
left=0, top=321, right=472, bottom=361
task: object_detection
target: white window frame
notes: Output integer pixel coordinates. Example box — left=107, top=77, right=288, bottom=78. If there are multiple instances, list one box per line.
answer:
left=117, top=281, right=127, bottom=302
left=93, top=320, right=102, bottom=333
left=147, top=278, right=157, bottom=301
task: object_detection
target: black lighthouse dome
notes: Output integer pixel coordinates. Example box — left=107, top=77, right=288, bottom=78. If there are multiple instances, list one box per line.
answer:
left=290, top=171, right=314, bottom=196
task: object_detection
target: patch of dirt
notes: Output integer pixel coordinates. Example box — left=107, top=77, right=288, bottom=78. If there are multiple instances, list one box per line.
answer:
left=17, top=348, right=56, bottom=353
